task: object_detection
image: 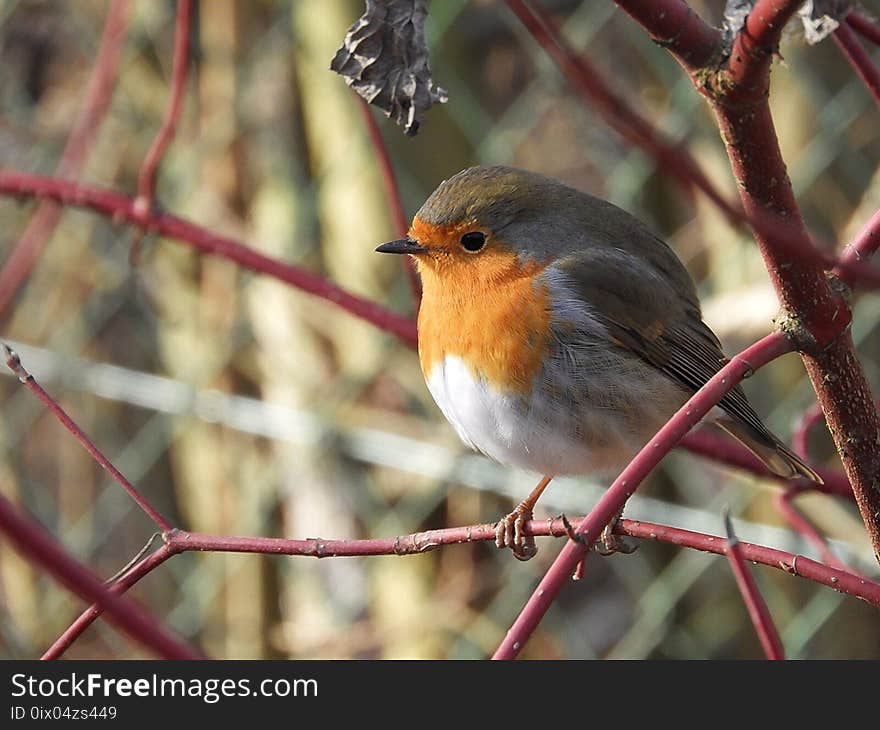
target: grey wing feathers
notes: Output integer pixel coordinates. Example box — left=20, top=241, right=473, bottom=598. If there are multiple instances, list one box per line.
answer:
left=556, top=245, right=780, bottom=446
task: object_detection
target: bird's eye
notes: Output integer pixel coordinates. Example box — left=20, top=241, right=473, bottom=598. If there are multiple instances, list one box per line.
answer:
left=460, top=231, right=486, bottom=253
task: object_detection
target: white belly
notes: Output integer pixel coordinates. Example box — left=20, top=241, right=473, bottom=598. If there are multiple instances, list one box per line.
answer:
left=425, top=355, right=630, bottom=476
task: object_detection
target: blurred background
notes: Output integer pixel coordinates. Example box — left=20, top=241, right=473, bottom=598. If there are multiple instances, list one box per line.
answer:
left=1, top=0, right=879, bottom=659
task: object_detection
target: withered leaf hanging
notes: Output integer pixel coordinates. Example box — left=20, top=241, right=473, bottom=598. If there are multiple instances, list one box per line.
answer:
left=330, top=0, right=448, bottom=136
left=723, top=0, right=852, bottom=46
left=798, top=0, right=852, bottom=45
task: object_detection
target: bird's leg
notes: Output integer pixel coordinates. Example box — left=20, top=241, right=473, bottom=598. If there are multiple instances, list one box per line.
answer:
left=595, top=508, right=638, bottom=556
left=495, top=475, right=553, bottom=561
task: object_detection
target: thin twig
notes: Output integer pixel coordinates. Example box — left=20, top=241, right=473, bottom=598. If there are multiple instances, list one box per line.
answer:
left=837, top=208, right=880, bottom=283
left=42, top=544, right=175, bottom=660
left=723, top=509, right=786, bottom=660
left=0, top=495, right=198, bottom=660
left=105, top=532, right=162, bottom=584
left=134, top=0, right=193, bottom=215
left=0, top=171, right=418, bottom=347
left=356, top=97, right=422, bottom=303
left=492, top=331, right=792, bottom=660
left=847, top=12, right=880, bottom=48
left=833, top=22, right=880, bottom=109
left=775, top=488, right=852, bottom=572
left=44, top=516, right=880, bottom=659
left=680, top=429, right=851, bottom=499
left=0, top=0, right=131, bottom=315
left=2, top=342, right=173, bottom=532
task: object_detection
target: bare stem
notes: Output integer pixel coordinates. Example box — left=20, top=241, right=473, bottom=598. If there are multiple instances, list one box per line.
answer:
left=723, top=509, right=785, bottom=660
left=0, top=171, right=418, bottom=347
left=493, top=331, right=792, bottom=659
left=44, top=514, right=880, bottom=659
left=833, top=22, right=880, bottom=109
left=847, top=12, right=880, bottom=48
left=0, top=0, right=131, bottom=315
left=0, top=495, right=198, bottom=660
left=356, top=97, right=422, bottom=303
left=2, top=343, right=173, bottom=532
left=775, top=489, right=852, bottom=571
left=134, top=0, right=193, bottom=215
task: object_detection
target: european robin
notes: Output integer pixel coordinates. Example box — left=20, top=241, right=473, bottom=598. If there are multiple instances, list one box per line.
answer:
left=377, top=166, right=820, bottom=559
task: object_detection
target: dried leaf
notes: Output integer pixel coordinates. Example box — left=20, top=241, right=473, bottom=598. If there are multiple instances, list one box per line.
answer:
left=330, top=0, right=448, bottom=136
left=723, top=0, right=853, bottom=46
left=798, top=0, right=852, bottom=45
left=722, top=0, right=754, bottom=44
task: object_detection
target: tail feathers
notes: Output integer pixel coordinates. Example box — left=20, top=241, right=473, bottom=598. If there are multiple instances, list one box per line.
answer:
left=716, top=416, right=823, bottom=485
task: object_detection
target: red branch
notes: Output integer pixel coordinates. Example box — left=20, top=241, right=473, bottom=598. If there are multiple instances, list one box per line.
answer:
left=512, top=1, right=880, bottom=291
left=42, top=544, right=175, bottom=661
left=134, top=0, right=192, bottom=215
left=493, top=331, right=792, bottom=660
left=837, top=206, right=880, bottom=286
left=0, top=171, right=418, bottom=347
left=505, top=0, right=736, bottom=219
left=357, top=99, right=408, bottom=239
left=792, top=402, right=826, bottom=460
left=833, top=22, right=880, bottom=108
left=0, top=494, right=199, bottom=660
left=847, top=12, right=880, bottom=47
left=702, top=0, right=880, bottom=562
left=680, top=429, right=852, bottom=499
left=612, top=0, right=720, bottom=73
left=0, top=0, right=130, bottom=315
left=3, top=343, right=173, bottom=532
left=723, top=510, right=785, bottom=659
left=726, top=0, right=805, bottom=101
left=357, top=97, right=422, bottom=303
left=775, top=488, right=851, bottom=571
left=44, top=516, right=880, bottom=659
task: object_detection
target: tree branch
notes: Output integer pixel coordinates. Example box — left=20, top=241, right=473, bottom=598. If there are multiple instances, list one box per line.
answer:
left=613, top=0, right=721, bottom=72
left=725, top=0, right=807, bottom=102
left=357, top=97, right=421, bottom=303
left=134, top=0, right=192, bottom=216
left=0, top=171, right=418, bottom=347
left=847, top=11, right=880, bottom=47
left=44, top=514, right=880, bottom=659
left=493, top=331, right=792, bottom=659
left=723, top=510, right=785, bottom=659
left=2, top=343, right=173, bottom=532
left=0, top=495, right=199, bottom=660
left=0, top=0, right=131, bottom=316
left=833, top=22, right=880, bottom=109
left=705, top=7, right=880, bottom=561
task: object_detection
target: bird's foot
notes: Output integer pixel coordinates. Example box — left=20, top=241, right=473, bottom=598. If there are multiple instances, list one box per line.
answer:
left=495, top=505, right=538, bottom=561
left=594, top=513, right=638, bottom=556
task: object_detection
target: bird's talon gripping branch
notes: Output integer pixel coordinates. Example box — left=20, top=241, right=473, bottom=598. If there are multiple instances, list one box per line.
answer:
left=495, top=506, right=538, bottom=561
left=595, top=511, right=638, bottom=556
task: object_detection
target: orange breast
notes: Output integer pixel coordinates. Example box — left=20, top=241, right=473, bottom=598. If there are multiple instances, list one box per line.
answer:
left=416, top=254, right=552, bottom=395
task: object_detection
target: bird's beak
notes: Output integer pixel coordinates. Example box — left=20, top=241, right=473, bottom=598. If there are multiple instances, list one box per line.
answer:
left=375, top=237, right=428, bottom=255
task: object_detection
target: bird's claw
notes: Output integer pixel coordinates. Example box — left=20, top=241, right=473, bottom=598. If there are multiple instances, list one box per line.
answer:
left=594, top=519, right=638, bottom=556
left=495, top=506, right=538, bottom=561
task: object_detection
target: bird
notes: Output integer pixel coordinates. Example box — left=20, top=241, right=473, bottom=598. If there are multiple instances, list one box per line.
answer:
left=376, top=165, right=820, bottom=560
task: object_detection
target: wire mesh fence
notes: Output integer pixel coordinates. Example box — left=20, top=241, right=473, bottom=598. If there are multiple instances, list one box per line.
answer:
left=1, top=0, right=879, bottom=659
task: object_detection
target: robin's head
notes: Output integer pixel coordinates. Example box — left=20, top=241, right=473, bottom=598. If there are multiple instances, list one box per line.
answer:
left=376, top=166, right=590, bottom=282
